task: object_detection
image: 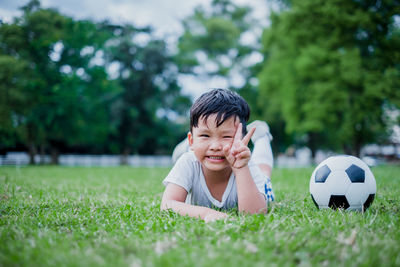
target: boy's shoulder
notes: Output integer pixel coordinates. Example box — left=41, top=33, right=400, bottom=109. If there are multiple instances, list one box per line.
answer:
left=179, top=150, right=197, bottom=161
left=163, top=151, right=200, bottom=188
left=174, top=151, right=199, bottom=168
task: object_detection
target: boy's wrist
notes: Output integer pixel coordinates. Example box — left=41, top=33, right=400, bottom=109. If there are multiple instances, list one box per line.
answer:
left=232, top=164, right=250, bottom=175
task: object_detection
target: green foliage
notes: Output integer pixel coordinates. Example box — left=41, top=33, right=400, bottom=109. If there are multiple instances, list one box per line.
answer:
left=0, top=165, right=399, bottom=266
left=176, top=0, right=260, bottom=90
left=101, top=24, right=190, bottom=156
left=0, top=55, right=29, bottom=148
left=258, top=0, right=400, bottom=155
left=0, top=0, right=191, bottom=160
left=0, top=1, right=120, bottom=162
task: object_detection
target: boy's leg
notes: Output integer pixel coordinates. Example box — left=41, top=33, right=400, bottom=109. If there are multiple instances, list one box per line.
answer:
left=247, top=120, right=274, bottom=178
left=247, top=120, right=275, bottom=202
left=172, top=136, right=190, bottom=163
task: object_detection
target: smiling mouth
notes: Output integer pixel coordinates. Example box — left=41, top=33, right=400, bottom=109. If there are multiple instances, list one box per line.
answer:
left=207, top=156, right=225, bottom=160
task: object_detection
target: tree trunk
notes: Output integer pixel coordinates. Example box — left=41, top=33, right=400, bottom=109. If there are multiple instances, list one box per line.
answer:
left=120, top=147, right=130, bottom=165
left=28, top=142, right=37, bottom=165
left=308, top=132, right=318, bottom=164
left=39, top=144, right=46, bottom=164
left=343, top=144, right=352, bottom=156
left=354, top=142, right=362, bottom=158
left=50, top=148, right=59, bottom=165
left=343, top=139, right=362, bottom=157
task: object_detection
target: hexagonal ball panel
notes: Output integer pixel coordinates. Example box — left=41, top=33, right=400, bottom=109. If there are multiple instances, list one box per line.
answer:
left=345, top=183, right=369, bottom=206
left=328, top=195, right=350, bottom=210
left=315, top=165, right=331, bottom=183
left=345, top=164, right=365, bottom=183
left=325, top=171, right=351, bottom=195
left=310, top=182, right=331, bottom=207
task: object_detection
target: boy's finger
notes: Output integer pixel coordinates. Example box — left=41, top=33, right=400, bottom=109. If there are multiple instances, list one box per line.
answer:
left=235, top=150, right=251, bottom=160
left=223, top=144, right=230, bottom=155
left=231, top=145, right=247, bottom=156
left=223, top=144, right=233, bottom=158
left=223, top=144, right=235, bottom=164
left=234, top=123, right=243, bottom=141
left=242, top=127, right=256, bottom=146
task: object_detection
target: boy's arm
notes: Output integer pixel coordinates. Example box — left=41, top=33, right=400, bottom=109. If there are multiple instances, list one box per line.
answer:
left=224, top=123, right=268, bottom=214
left=233, top=166, right=268, bottom=214
left=161, top=183, right=228, bottom=222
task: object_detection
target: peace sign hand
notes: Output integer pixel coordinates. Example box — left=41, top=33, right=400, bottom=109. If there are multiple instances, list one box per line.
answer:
left=223, top=123, right=256, bottom=170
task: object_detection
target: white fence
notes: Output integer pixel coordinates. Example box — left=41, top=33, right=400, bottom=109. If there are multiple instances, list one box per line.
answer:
left=2, top=144, right=398, bottom=168
left=0, top=152, right=173, bottom=167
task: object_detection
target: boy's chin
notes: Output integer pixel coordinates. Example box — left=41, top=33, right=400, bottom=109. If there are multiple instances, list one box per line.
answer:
left=202, top=161, right=231, bottom=172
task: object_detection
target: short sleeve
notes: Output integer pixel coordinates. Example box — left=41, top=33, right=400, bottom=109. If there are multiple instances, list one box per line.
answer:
left=162, top=152, right=196, bottom=193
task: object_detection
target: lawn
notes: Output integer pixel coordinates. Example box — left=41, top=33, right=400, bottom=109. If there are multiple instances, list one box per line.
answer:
left=0, top=165, right=399, bottom=267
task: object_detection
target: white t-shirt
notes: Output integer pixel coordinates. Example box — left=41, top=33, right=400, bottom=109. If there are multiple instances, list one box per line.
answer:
left=162, top=151, right=268, bottom=210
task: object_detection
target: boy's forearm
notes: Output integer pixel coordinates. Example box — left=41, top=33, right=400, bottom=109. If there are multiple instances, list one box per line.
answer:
left=234, top=166, right=267, bottom=214
left=161, top=199, right=227, bottom=220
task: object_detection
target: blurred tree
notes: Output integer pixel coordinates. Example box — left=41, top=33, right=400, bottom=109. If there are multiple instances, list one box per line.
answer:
left=176, top=0, right=262, bottom=95
left=102, top=24, right=190, bottom=163
left=0, top=0, right=66, bottom=163
left=0, top=0, right=119, bottom=163
left=258, top=0, right=400, bottom=157
left=43, top=18, right=121, bottom=163
left=0, top=55, right=29, bottom=152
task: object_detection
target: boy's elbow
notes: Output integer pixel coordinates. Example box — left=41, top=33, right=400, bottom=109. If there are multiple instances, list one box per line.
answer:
left=160, top=199, right=175, bottom=211
left=257, top=205, right=268, bottom=214
left=239, top=197, right=268, bottom=214
left=160, top=199, right=168, bottom=211
left=256, top=199, right=268, bottom=214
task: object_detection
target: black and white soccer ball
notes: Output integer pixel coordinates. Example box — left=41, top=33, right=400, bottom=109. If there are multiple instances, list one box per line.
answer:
left=309, top=155, right=376, bottom=211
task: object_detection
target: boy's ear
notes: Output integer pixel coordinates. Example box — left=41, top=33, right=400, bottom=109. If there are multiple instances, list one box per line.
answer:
left=187, top=132, right=193, bottom=147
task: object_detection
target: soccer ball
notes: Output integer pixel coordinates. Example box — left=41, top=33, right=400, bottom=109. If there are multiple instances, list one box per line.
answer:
left=309, top=155, right=376, bottom=211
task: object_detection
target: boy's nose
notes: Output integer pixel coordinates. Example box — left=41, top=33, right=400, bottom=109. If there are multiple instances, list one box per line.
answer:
left=209, top=139, right=222, bottom=150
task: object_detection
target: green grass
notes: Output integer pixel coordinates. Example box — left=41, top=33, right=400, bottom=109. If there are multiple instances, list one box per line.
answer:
left=1, top=165, right=399, bottom=267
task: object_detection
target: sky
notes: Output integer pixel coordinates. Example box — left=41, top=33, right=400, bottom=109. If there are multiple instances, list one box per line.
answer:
left=0, top=0, right=270, bottom=99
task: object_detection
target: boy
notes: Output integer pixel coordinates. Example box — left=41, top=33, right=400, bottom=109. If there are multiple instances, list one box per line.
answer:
left=161, top=89, right=274, bottom=222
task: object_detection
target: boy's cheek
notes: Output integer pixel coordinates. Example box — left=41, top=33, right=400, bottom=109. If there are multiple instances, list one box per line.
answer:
left=221, top=139, right=233, bottom=148
left=189, top=140, right=201, bottom=150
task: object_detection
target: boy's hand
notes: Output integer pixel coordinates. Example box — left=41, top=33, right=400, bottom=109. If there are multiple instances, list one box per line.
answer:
left=223, top=123, right=256, bottom=170
left=204, top=210, right=228, bottom=223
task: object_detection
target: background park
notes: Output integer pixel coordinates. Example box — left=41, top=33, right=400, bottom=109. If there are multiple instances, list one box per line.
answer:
left=1, top=0, right=399, bottom=266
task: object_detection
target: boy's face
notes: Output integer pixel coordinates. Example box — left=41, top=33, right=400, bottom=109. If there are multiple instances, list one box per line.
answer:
left=188, top=114, right=238, bottom=173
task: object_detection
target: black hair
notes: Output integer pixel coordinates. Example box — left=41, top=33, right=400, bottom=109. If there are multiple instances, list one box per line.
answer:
left=190, top=88, right=250, bottom=134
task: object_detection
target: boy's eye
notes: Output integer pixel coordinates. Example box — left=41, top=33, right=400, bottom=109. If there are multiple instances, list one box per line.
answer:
left=223, top=136, right=233, bottom=139
left=200, top=134, right=209, bottom=137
